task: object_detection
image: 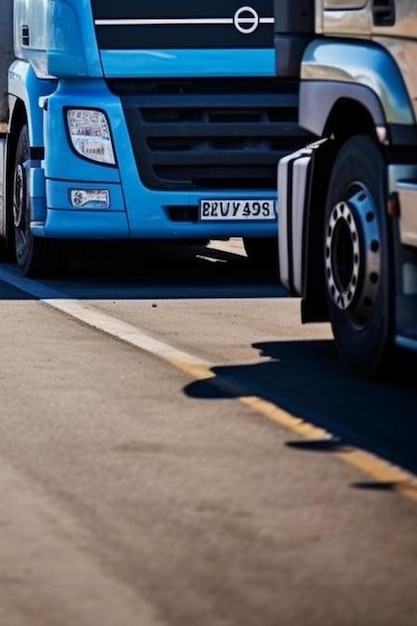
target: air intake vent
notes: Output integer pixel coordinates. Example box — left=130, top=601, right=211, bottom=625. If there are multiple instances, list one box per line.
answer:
left=373, top=0, right=395, bottom=26
left=113, top=78, right=313, bottom=192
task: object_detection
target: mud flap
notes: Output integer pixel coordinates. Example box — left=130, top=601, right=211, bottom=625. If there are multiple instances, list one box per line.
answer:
left=277, top=138, right=329, bottom=295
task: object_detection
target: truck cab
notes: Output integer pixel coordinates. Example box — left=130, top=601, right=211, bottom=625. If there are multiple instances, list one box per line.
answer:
left=1, top=0, right=310, bottom=276
left=275, top=0, right=417, bottom=379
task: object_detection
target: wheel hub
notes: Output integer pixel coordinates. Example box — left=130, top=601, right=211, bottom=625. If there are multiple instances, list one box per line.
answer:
left=325, top=188, right=381, bottom=323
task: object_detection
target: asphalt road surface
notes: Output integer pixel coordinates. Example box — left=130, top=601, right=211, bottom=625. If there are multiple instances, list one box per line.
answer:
left=0, top=238, right=415, bottom=626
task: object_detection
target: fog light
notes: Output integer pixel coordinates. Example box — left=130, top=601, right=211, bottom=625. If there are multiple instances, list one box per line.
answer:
left=70, top=189, right=110, bottom=209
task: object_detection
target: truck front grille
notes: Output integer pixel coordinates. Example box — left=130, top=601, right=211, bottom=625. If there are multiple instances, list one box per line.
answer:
left=110, top=78, right=311, bottom=191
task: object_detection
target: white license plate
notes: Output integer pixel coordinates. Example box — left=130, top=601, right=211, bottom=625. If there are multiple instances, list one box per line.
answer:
left=199, top=199, right=276, bottom=221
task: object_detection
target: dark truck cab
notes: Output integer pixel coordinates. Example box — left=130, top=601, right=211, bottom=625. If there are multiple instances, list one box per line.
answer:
left=273, top=0, right=417, bottom=381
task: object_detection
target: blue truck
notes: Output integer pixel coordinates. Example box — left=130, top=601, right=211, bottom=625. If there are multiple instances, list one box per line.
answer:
left=0, top=0, right=308, bottom=276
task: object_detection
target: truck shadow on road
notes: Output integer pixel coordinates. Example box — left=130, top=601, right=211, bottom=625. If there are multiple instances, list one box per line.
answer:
left=183, top=338, right=417, bottom=480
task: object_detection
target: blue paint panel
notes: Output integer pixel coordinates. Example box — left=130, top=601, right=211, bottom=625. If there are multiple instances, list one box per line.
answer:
left=29, top=165, right=47, bottom=223
left=47, top=0, right=102, bottom=77
left=33, top=210, right=129, bottom=239
left=100, top=49, right=275, bottom=78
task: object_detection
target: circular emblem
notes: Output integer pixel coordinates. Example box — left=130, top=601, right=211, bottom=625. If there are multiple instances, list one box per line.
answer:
left=233, top=6, right=259, bottom=34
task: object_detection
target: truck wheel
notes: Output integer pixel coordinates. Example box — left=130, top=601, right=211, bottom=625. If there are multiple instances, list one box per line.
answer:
left=323, top=134, right=394, bottom=379
left=243, top=237, right=280, bottom=279
left=12, top=125, right=55, bottom=276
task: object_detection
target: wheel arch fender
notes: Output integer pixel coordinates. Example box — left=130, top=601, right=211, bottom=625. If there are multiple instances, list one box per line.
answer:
left=8, top=60, right=56, bottom=148
left=299, top=80, right=386, bottom=139
left=298, top=39, right=416, bottom=139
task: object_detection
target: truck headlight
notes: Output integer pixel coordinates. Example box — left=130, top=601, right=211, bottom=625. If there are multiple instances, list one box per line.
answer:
left=67, top=109, right=116, bottom=166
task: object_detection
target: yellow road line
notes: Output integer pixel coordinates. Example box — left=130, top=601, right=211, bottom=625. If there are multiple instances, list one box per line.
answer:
left=171, top=357, right=417, bottom=502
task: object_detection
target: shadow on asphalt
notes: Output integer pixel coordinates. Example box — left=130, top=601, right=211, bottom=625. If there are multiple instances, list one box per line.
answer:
left=184, top=338, right=417, bottom=479
left=0, top=240, right=285, bottom=300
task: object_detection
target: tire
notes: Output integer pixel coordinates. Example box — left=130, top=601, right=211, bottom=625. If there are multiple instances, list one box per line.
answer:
left=243, top=236, right=280, bottom=280
left=12, top=125, right=58, bottom=277
left=323, top=134, right=394, bottom=380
